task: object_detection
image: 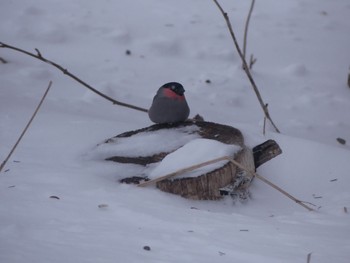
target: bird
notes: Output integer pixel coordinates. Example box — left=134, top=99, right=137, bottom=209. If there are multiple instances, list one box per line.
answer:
left=148, top=82, right=190, bottom=124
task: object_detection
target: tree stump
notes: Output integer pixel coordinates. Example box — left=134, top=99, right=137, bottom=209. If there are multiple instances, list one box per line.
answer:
left=99, top=120, right=281, bottom=200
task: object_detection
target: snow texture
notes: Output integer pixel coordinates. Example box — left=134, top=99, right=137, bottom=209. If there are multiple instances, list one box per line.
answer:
left=1, top=0, right=350, bottom=262
left=92, top=125, right=200, bottom=159
left=148, top=138, right=241, bottom=180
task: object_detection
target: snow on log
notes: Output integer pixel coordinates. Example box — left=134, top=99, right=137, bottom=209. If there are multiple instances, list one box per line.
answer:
left=97, top=120, right=281, bottom=200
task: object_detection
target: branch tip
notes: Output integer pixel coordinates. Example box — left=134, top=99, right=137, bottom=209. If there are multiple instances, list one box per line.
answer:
left=212, top=0, right=280, bottom=133
left=35, top=48, right=42, bottom=57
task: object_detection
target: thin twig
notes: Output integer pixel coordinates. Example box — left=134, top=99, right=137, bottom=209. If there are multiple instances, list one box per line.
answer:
left=139, top=154, right=315, bottom=211
left=249, top=54, right=257, bottom=69
left=0, top=57, right=8, bottom=64
left=0, top=42, right=148, bottom=113
left=227, top=157, right=314, bottom=211
left=307, top=252, right=312, bottom=263
left=0, top=81, right=52, bottom=173
left=242, top=0, right=255, bottom=67
left=138, top=156, right=228, bottom=187
left=263, top=116, right=267, bottom=135
left=212, top=0, right=280, bottom=133
left=263, top=103, right=268, bottom=135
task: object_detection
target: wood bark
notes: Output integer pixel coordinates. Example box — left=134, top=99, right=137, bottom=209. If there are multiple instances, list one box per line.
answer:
left=101, top=120, right=281, bottom=200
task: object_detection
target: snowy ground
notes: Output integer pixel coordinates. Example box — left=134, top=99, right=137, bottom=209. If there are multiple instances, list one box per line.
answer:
left=1, top=0, right=350, bottom=262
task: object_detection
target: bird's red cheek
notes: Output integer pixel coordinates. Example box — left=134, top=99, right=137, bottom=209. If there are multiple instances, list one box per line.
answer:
left=163, top=88, right=185, bottom=100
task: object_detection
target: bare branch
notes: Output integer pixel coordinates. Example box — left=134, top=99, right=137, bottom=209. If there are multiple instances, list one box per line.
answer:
left=249, top=54, right=257, bottom=69
left=137, top=156, right=228, bottom=187
left=263, top=103, right=268, bottom=135
left=0, top=81, right=52, bottom=173
left=0, top=57, right=8, bottom=64
left=243, top=0, right=255, bottom=66
left=212, top=0, right=280, bottom=133
left=139, top=154, right=315, bottom=211
left=227, top=157, right=314, bottom=211
left=307, top=252, right=312, bottom=263
left=35, top=48, right=42, bottom=58
left=0, top=42, right=148, bottom=113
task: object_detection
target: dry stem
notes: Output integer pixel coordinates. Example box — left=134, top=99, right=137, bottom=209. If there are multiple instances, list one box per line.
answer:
left=0, top=42, right=148, bottom=113
left=212, top=0, right=280, bottom=133
left=0, top=81, right=52, bottom=173
left=249, top=54, right=257, bottom=69
left=307, top=252, right=312, bottom=263
left=242, top=0, right=255, bottom=67
left=227, top=157, right=314, bottom=211
left=138, top=156, right=228, bottom=187
left=0, top=57, right=8, bottom=64
left=139, top=155, right=315, bottom=211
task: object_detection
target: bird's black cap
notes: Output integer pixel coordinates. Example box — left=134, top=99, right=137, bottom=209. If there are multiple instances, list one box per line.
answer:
left=162, top=82, right=185, bottom=96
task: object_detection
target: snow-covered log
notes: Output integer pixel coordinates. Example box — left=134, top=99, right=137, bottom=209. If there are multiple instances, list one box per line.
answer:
left=100, top=120, right=281, bottom=200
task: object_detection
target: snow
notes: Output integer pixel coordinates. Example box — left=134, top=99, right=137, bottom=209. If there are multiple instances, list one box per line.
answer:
left=1, top=0, right=350, bottom=262
left=149, top=138, right=241, bottom=180
left=90, top=126, right=200, bottom=159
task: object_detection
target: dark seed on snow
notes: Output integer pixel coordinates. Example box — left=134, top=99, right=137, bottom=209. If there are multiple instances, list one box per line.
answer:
left=143, top=246, right=151, bottom=251
left=336, top=137, right=346, bottom=145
